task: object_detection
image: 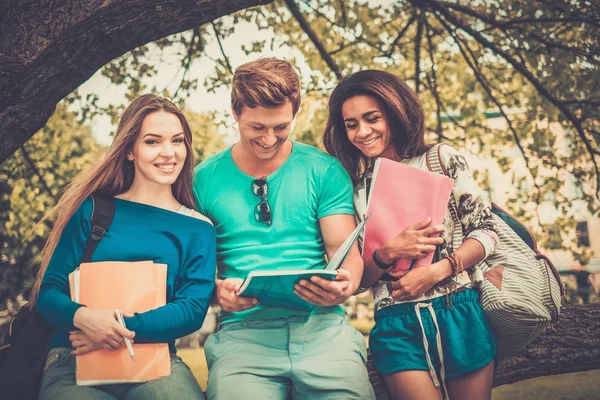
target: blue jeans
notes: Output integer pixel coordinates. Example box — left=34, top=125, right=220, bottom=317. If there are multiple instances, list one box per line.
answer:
left=39, top=348, right=204, bottom=400
left=204, top=312, right=375, bottom=400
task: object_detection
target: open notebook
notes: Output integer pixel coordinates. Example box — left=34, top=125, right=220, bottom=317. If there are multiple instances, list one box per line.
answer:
left=363, top=158, right=454, bottom=271
left=237, top=216, right=368, bottom=310
left=69, top=261, right=170, bottom=386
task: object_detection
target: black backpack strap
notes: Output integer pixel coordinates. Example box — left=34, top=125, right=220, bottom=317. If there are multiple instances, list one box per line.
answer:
left=81, top=194, right=115, bottom=263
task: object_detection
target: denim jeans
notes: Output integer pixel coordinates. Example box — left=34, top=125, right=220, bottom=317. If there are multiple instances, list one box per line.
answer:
left=39, top=348, right=204, bottom=400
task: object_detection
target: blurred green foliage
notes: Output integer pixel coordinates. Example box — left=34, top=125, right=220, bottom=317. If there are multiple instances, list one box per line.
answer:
left=2, top=0, right=599, bottom=307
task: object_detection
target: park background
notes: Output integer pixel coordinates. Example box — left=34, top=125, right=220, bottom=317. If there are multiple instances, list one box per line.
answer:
left=1, top=0, right=599, bottom=398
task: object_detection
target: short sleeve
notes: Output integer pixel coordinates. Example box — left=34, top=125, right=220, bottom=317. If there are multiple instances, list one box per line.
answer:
left=317, top=161, right=355, bottom=219
left=439, top=145, right=499, bottom=258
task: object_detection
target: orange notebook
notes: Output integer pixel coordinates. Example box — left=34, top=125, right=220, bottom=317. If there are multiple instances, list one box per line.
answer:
left=363, top=158, right=454, bottom=271
left=69, top=261, right=170, bottom=385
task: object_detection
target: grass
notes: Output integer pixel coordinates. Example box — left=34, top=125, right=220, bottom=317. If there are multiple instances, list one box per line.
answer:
left=178, top=346, right=600, bottom=399
left=178, top=347, right=208, bottom=391
left=492, top=370, right=600, bottom=400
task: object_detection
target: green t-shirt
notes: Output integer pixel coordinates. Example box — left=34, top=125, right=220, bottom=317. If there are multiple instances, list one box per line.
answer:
left=193, top=141, right=355, bottom=324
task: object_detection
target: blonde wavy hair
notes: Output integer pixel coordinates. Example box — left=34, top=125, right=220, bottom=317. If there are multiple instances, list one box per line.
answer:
left=29, top=94, right=196, bottom=306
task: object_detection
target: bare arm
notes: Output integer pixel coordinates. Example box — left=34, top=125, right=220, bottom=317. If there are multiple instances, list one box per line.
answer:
left=295, top=214, right=362, bottom=306
left=391, top=238, right=486, bottom=301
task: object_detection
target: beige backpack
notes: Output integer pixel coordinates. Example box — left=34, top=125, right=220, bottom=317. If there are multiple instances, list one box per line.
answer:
left=427, top=144, right=564, bottom=358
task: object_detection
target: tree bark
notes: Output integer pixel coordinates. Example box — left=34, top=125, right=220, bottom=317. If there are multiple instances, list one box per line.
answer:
left=0, top=0, right=274, bottom=163
left=368, top=304, right=600, bottom=399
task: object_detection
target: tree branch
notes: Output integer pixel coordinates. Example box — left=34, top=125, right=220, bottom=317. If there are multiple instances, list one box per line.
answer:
left=430, top=2, right=596, bottom=64
left=438, top=1, right=600, bottom=29
left=384, top=14, right=417, bottom=58
left=285, top=0, right=342, bottom=79
left=414, top=12, right=425, bottom=94
left=299, top=0, right=345, bottom=30
left=338, top=0, right=347, bottom=27
left=172, top=28, right=200, bottom=100
left=423, top=15, right=442, bottom=140
left=435, top=12, right=543, bottom=206
left=563, top=100, right=600, bottom=107
left=19, top=147, right=56, bottom=199
left=0, top=0, right=275, bottom=163
left=418, top=0, right=600, bottom=198
left=488, top=16, right=600, bottom=29
left=297, top=1, right=389, bottom=56
left=212, top=22, right=234, bottom=75
left=425, top=127, right=457, bottom=143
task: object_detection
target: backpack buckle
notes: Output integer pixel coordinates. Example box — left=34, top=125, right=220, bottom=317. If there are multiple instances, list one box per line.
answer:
left=90, top=226, right=106, bottom=241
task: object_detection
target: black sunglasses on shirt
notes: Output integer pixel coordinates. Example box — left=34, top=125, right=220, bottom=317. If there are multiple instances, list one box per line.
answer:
left=251, top=177, right=272, bottom=226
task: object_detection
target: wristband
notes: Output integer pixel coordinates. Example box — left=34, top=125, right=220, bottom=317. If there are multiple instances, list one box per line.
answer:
left=444, top=252, right=464, bottom=276
left=373, top=248, right=394, bottom=270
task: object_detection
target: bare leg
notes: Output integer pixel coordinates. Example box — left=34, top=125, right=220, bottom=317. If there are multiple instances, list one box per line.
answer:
left=382, top=370, right=443, bottom=400
left=445, top=361, right=494, bottom=400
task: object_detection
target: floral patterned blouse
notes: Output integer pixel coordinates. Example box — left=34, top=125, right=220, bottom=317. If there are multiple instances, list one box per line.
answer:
left=354, top=145, right=499, bottom=312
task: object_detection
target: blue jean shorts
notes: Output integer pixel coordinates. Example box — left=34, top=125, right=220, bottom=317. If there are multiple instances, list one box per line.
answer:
left=369, top=288, right=496, bottom=379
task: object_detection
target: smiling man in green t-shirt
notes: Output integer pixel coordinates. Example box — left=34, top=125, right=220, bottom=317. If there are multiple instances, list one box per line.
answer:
left=193, top=58, right=374, bottom=400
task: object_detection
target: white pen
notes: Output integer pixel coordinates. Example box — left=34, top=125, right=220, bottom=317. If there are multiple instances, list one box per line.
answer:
left=115, top=309, right=136, bottom=361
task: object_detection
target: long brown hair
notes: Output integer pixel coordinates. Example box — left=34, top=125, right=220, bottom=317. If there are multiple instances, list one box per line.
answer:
left=29, top=94, right=195, bottom=305
left=323, top=70, right=428, bottom=184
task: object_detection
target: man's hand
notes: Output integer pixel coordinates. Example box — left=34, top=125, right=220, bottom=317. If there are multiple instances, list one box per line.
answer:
left=294, top=269, right=354, bottom=307
left=73, top=308, right=135, bottom=350
left=216, top=278, right=259, bottom=312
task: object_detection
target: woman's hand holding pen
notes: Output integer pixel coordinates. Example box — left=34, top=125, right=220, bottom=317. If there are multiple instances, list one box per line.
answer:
left=377, top=218, right=445, bottom=265
left=73, top=308, right=135, bottom=351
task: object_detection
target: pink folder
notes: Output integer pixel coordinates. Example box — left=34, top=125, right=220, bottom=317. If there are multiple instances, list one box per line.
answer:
left=363, top=158, right=454, bottom=271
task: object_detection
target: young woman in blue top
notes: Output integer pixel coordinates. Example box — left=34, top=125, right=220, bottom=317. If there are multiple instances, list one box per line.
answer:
left=30, top=94, right=216, bottom=400
left=324, top=70, right=499, bottom=400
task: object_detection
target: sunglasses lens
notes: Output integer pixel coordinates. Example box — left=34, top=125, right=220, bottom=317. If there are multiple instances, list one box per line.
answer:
left=252, top=179, right=268, bottom=197
left=254, top=202, right=272, bottom=225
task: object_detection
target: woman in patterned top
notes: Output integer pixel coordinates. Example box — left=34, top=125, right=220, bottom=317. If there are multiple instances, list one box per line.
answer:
left=323, top=70, right=499, bottom=400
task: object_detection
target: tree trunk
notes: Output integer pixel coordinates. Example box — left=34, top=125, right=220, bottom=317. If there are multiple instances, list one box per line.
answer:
left=0, top=0, right=274, bottom=163
left=368, top=304, right=600, bottom=399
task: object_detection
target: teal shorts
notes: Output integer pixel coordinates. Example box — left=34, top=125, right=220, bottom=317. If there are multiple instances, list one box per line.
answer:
left=204, top=312, right=375, bottom=400
left=369, top=288, right=496, bottom=379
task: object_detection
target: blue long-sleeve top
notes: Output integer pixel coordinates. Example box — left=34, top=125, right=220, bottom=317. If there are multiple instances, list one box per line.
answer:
left=37, top=197, right=216, bottom=353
